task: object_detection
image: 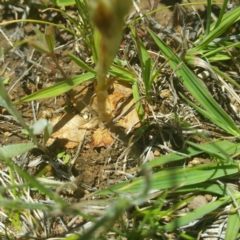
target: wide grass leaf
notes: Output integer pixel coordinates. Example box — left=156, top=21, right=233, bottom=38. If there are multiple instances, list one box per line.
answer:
left=97, top=162, right=239, bottom=195
left=0, top=143, right=35, bottom=159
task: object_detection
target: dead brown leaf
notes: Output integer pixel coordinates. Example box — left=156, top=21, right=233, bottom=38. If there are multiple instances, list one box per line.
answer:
left=47, top=113, right=99, bottom=148
left=92, top=126, right=114, bottom=148
left=69, top=80, right=141, bottom=148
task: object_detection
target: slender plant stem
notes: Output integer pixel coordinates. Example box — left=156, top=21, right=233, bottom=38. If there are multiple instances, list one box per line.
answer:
left=214, top=0, right=228, bottom=29
left=52, top=54, right=68, bottom=79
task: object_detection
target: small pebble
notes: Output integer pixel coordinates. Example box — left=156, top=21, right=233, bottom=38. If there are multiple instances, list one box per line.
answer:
left=188, top=195, right=208, bottom=210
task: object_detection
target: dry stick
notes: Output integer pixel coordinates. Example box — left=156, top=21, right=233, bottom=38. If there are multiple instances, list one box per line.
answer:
left=95, top=31, right=122, bottom=122
left=51, top=52, right=68, bottom=79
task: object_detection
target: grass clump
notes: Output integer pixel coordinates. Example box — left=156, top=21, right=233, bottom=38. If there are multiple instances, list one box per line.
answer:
left=0, top=0, right=240, bottom=239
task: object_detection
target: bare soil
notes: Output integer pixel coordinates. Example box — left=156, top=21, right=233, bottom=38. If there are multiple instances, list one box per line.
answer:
left=0, top=0, right=184, bottom=200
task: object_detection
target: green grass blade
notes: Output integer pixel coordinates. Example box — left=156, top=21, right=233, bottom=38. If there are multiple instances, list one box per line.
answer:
left=145, top=143, right=201, bottom=168
left=188, top=5, right=240, bottom=54
left=108, top=60, right=143, bottom=121
left=45, top=25, right=55, bottom=53
left=14, top=72, right=95, bottom=104
left=225, top=198, right=240, bottom=240
left=174, top=182, right=233, bottom=196
left=131, top=26, right=158, bottom=94
left=148, top=28, right=240, bottom=136
left=131, top=26, right=151, bottom=65
left=145, top=140, right=239, bottom=168
left=186, top=141, right=233, bottom=161
left=205, top=0, right=211, bottom=36
left=3, top=157, right=68, bottom=206
left=202, top=42, right=240, bottom=62
left=143, top=58, right=152, bottom=93
left=43, top=121, right=53, bottom=146
left=4, top=158, right=68, bottom=206
left=68, top=53, right=96, bottom=74
left=214, top=0, right=229, bottom=29
left=97, top=162, right=239, bottom=195
left=29, top=40, right=50, bottom=54
left=0, top=19, right=76, bottom=36
left=163, top=195, right=231, bottom=231
left=34, top=27, right=45, bottom=43
left=212, top=66, right=240, bottom=89
left=0, top=199, right=56, bottom=211
left=132, top=81, right=144, bottom=122
left=109, top=64, right=137, bottom=83
left=0, top=79, right=38, bottom=143
left=180, top=93, right=239, bottom=136
left=93, top=27, right=100, bottom=64
left=0, top=143, right=35, bottom=159
left=64, top=235, right=80, bottom=240
left=56, top=0, right=75, bottom=6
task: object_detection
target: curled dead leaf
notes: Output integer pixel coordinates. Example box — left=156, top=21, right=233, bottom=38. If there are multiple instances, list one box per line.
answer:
left=92, top=126, right=114, bottom=148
